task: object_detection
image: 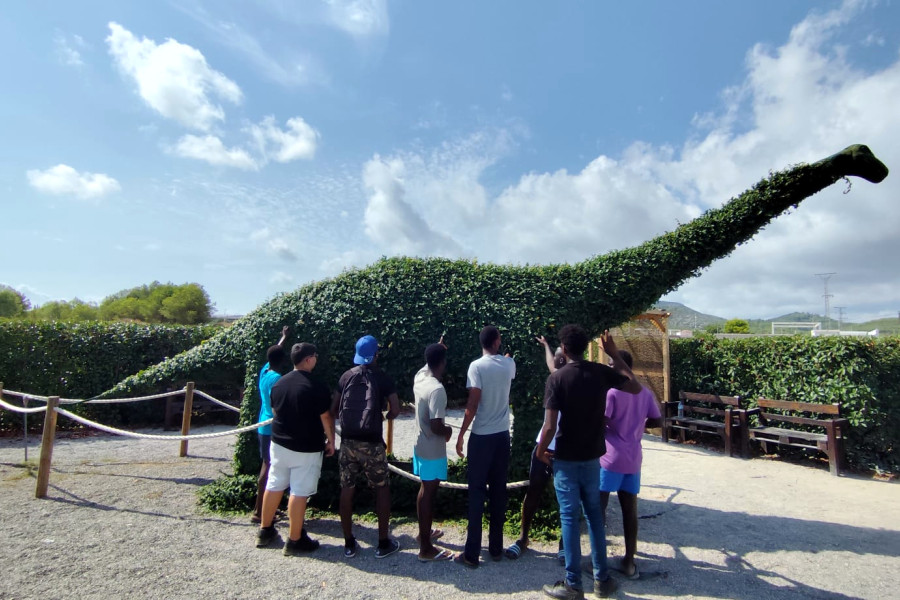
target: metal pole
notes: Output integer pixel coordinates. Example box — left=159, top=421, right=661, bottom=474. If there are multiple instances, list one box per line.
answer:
left=23, top=395, right=28, bottom=463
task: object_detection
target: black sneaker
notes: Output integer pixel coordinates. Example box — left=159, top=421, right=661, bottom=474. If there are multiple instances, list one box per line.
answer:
left=344, top=537, right=358, bottom=559
left=594, top=577, right=618, bottom=598
left=542, top=580, right=584, bottom=600
left=374, top=539, right=400, bottom=559
left=283, top=535, right=320, bottom=556
left=255, top=525, right=277, bottom=548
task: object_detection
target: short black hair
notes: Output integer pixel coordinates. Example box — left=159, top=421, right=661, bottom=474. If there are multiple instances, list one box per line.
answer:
left=618, top=349, right=633, bottom=369
left=559, top=324, right=589, bottom=358
left=266, top=344, right=286, bottom=367
left=290, top=342, right=317, bottom=365
left=479, top=325, right=500, bottom=350
left=424, top=343, right=447, bottom=370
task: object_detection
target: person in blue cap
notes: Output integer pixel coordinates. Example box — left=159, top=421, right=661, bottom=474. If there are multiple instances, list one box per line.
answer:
left=332, top=334, right=401, bottom=559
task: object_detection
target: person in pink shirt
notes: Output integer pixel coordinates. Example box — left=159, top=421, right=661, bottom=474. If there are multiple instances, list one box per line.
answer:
left=600, top=349, right=663, bottom=580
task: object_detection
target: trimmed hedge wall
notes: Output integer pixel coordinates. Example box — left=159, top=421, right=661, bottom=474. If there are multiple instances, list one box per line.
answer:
left=0, top=321, right=220, bottom=431
left=670, top=335, right=900, bottom=473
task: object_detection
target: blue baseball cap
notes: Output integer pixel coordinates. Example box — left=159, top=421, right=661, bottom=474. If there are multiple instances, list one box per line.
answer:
left=353, top=335, right=378, bottom=365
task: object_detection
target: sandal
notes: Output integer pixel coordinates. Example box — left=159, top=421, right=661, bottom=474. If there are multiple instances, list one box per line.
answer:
left=453, top=552, right=479, bottom=569
left=505, top=540, right=525, bottom=560
left=418, top=548, right=453, bottom=562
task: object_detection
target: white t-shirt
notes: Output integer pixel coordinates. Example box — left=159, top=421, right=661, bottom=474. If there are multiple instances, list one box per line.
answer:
left=413, top=365, right=448, bottom=460
left=466, top=354, right=516, bottom=435
left=535, top=412, right=562, bottom=452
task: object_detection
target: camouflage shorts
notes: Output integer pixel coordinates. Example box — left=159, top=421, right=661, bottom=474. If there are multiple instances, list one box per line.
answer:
left=339, top=439, right=389, bottom=489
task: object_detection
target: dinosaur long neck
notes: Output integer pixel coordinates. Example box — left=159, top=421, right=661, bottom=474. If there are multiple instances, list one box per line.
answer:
left=570, top=145, right=888, bottom=332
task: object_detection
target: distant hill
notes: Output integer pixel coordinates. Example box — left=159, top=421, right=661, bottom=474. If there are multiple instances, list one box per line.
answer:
left=652, top=302, right=899, bottom=335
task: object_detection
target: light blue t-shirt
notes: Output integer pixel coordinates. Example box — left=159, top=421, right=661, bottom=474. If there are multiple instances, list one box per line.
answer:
left=466, top=354, right=516, bottom=435
left=258, top=362, right=281, bottom=436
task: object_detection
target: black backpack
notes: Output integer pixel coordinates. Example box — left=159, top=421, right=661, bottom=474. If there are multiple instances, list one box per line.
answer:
left=338, top=365, right=383, bottom=438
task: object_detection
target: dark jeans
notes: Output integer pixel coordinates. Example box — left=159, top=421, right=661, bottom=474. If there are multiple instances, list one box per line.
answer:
left=464, top=430, right=510, bottom=561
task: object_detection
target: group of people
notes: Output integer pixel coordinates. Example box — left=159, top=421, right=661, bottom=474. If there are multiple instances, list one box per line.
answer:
left=251, top=323, right=661, bottom=600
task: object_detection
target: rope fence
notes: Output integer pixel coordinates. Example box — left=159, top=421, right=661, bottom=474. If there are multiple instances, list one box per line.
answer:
left=2, top=381, right=529, bottom=498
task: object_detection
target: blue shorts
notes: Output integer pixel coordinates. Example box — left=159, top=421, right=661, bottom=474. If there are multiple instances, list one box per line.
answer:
left=258, top=434, right=271, bottom=463
left=412, top=452, right=448, bottom=482
left=599, top=468, right=641, bottom=495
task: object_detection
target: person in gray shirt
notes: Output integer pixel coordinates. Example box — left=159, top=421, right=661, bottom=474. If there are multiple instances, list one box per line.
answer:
left=455, top=325, right=516, bottom=567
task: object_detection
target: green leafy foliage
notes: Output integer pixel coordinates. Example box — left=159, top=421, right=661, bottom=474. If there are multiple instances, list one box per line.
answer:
left=99, top=282, right=214, bottom=324
left=724, top=319, right=751, bottom=334
left=0, top=321, right=219, bottom=431
left=671, top=335, right=900, bottom=473
left=109, top=145, right=889, bottom=509
left=0, top=286, right=30, bottom=317
left=27, top=299, right=101, bottom=322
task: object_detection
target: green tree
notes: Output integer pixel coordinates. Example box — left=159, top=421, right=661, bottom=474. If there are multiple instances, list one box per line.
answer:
left=0, top=286, right=30, bottom=317
left=704, top=323, right=723, bottom=334
left=160, top=284, right=213, bottom=324
left=724, top=318, right=751, bottom=334
left=29, top=299, right=100, bottom=322
left=98, top=282, right=213, bottom=324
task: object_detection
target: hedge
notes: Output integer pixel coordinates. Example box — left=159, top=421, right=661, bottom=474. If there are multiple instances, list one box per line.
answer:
left=102, top=144, right=888, bottom=511
left=0, top=321, right=220, bottom=431
left=671, top=335, right=900, bottom=473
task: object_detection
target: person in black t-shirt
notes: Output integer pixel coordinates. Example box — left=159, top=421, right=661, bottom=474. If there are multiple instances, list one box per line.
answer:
left=331, top=334, right=401, bottom=559
left=255, top=342, right=335, bottom=557
left=536, top=325, right=641, bottom=599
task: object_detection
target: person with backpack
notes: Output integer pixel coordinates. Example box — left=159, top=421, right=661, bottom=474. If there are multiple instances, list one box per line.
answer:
left=333, top=334, right=401, bottom=559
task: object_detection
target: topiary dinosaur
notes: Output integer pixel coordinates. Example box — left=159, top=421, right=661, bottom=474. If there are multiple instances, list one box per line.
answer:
left=103, top=144, right=888, bottom=480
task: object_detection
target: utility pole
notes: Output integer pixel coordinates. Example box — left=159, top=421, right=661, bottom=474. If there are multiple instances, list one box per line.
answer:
left=835, top=306, right=845, bottom=331
left=815, top=273, right=836, bottom=329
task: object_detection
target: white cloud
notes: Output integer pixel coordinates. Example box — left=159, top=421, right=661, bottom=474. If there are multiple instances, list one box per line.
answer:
left=55, top=33, right=85, bottom=67
left=26, top=164, right=121, bottom=200
left=356, top=0, right=900, bottom=321
left=173, top=135, right=258, bottom=170
left=270, top=271, right=295, bottom=285
left=247, top=116, right=319, bottom=162
left=106, top=22, right=242, bottom=131
left=326, top=0, right=389, bottom=38
left=250, top=227, right=298, bottom=261
left=362, top=155, right=464, bottom=256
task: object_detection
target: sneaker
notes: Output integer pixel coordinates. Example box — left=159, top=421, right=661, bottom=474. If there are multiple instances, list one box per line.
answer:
left=542, top=580, right=584, bottom=600
left=374, top=539, right=400, bottom=559
left=343, top=537, right=358, bottom=559
left=283, top=535, right=320, bottom=556
left=255, top=525, right=277, bottom=548
left=594, top=577, right=618, bottom=598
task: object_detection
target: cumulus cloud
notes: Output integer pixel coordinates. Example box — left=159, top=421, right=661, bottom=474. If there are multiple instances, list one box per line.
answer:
left=326, top=0, right=389, bottom=38
left=26, top=164, right=121, bottom=200
left=362, top=156, right=464, bottom=256
left=106, top=22, right=242, bottom=131
left=250, top=227, right=298, bottom=261
left=247, top=116, right=319, bottom=162
left=55, top=33, right=85, bottom=67
left=356, top=0, right=900, bottom=320
left=173, top=135, right=258, bottom=170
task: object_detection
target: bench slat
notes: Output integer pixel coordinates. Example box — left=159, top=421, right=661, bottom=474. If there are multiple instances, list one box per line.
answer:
left=749, top=426, right=827, bottom=443
left=757, top=398, right=840, bottom=415
left=679, top=392, right=741, bottom=407
left=758, top=413, right=839, bottom=428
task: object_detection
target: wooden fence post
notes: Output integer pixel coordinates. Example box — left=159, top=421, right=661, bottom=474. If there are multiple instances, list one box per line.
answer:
left=35, top=396, right=59, bottom=499
left=179, top=382, right=195, bottom=457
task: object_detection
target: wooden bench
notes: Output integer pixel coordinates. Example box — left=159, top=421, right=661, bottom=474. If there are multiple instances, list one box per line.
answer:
left=663, top=392, right=746, bottom=457
left=744, top=398, right=849, bottom=476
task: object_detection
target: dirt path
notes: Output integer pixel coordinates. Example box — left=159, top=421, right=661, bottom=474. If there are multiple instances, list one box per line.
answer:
left=0, top=420, right=897, bottom=600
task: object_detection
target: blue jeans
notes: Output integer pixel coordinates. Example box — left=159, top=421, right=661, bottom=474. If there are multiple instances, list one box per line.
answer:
left=553, top=458, right=608, bottom=589
left=464, top=430, right=510, bottom=561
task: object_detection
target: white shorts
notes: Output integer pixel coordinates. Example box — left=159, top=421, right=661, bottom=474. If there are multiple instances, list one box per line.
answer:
left=266, top=442, right=324, bottom=497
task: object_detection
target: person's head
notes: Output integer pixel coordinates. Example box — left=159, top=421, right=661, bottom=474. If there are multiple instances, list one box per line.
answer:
left=479, top=325, right=501, bottom=354
left=608, top=349, right=633, bottom=370
left=558, top=324, right=589, bottom=360
left=353, top=335, right=378, bottom=366
left=553, top=346, right=567, bottom=370
left=424, top=343, right=447, bottom=376
left=290, top=342, right=318, bottom=371
left=266, top=344, right=288, bottom=374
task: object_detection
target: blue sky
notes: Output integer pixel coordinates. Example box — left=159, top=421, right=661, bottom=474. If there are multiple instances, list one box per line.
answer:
left=2, top=0, right=899, bottom=323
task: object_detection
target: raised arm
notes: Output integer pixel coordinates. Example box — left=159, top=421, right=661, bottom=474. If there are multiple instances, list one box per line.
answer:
left=536, top=335, right=557, bottom=374
left=600, top=330, right=642, bottom=394
left=277, top=325, right=289, bottom=347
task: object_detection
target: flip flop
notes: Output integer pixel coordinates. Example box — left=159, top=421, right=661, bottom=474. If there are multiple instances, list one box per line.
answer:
left=415, top=528, right=445, bottom=543
left=504, top=541, right=524, bottom=560
left=418, top=548, right=453, bottom=562
left=613, top=558, right=640, bottom=580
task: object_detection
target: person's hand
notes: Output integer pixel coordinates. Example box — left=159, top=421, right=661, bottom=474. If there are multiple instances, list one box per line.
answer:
left=600, top=329, right=618, bottom=353
left=537, top=448, right=554, bottom=465
left=456, top=435, right=465, bottom=458
left=536, top=335, right=549, bottom=347
left=324, top=439, right=335, bottom=457
left=444, top=425, right=453, bottom=443
left=282, top=325, right=290, bottom=338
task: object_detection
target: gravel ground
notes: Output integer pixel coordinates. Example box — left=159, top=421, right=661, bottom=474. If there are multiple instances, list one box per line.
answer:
left=1, top=413, right=898, bottom=600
